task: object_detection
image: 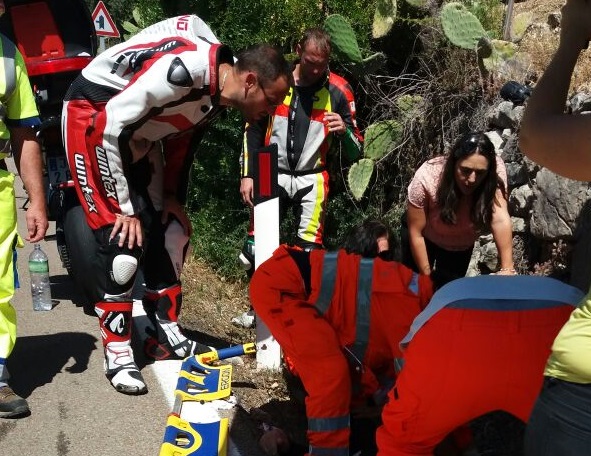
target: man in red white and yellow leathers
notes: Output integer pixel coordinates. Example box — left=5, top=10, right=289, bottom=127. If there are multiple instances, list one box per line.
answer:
left=239, top=28, right=363, bottom=266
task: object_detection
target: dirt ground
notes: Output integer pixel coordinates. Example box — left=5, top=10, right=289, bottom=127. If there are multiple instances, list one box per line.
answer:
left=178, top=257, right=309, bottom=454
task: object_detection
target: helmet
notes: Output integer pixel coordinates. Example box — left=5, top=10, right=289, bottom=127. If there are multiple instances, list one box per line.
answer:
left=500, top=80, right=532, bottom=105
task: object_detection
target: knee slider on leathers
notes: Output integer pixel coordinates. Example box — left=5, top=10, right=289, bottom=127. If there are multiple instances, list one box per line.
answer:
left=112, top=253, right=139, bottom=286
left=100, top=238, right=141, bottom=298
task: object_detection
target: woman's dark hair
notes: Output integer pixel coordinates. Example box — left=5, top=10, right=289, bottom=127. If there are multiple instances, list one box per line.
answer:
left=436, top=131, right=506, bottom=229
left=341, top=219, right=397, bottom=260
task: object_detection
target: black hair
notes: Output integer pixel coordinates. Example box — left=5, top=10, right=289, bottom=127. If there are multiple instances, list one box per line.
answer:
left=235, top=44, right=293, bottom=87
left=436, top=131, right=506, bottom=229
left=341, top=219, right=397, bottom=260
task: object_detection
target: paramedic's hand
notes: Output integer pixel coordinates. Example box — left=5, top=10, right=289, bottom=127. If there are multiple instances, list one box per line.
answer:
left=240, top=177, right=254, bottom=207
left=162, top=194, right=192, bottom=237
left=110, top=214, right=143, bottom=249
left=494, top=268, right=517, bottom=276
left=25, top=200, right=48, bottom=243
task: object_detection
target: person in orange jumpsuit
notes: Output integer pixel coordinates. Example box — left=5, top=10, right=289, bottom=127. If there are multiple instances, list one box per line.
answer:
left=249, top=219, right=434, bottom=456
left=375, top=275, right=584, bottom=456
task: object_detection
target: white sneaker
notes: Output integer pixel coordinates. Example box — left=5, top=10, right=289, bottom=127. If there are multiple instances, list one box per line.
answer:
left=238, top=252, right=253, bottom=270
left=231, top=310, right=256, bottom=328
left=238, top=237, right=255, bottom=270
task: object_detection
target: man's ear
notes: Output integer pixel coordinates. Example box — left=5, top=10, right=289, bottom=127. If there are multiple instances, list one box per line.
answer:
left=244, top=72, right=257, bottom=90
left=295, top=44, right=302, bottom=57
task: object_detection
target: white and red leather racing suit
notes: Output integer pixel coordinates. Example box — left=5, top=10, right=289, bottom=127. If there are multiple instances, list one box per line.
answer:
left=63, top=15, right=232, bottom=230
left=61, top=16, right=234, bottom=373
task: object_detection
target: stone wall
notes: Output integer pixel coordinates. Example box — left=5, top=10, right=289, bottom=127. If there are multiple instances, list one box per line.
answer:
left=469, top=93, right=591, bottom=292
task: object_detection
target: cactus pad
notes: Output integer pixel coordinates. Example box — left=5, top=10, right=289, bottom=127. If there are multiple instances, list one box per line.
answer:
left=348, top=158, right=375, bottom=200
left=325, top=14, right=363, bottom=63
left=440, top=2, right=487, bottom=50
left=512, top=12, right=534, bottom=41
left=396, top=95, right=425, bottom=121
left=364, top=120, right=402, bottom=160
left=350, top=52, right=387, bottom=78
left=482, top=39, right=517, bottom=71
left=373, top=0, right=397, bottom=39
left=477, top=37, right=493, bottom=59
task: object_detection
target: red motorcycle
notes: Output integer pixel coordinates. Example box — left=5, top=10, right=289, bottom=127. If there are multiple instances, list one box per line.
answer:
left=0, top=0, right=98, bottom=303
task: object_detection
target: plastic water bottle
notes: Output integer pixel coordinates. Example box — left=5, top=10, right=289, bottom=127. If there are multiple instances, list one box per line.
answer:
left=29, top=244, right=52, bottom=311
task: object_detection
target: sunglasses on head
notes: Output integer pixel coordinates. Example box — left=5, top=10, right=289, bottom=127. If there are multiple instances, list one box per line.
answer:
left=454, top=133, right=492, bottom=158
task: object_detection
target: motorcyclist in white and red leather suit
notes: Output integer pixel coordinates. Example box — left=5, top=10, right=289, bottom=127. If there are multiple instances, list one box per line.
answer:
left=62, top=15, right=291, bottom=395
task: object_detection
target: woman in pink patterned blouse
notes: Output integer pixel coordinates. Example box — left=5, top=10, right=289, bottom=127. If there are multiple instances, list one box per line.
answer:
left=403, top=131, right=514, bottom=284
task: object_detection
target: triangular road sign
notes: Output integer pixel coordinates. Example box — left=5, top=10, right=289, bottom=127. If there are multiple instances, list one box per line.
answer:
left=92, top=1, right=120, bottom=38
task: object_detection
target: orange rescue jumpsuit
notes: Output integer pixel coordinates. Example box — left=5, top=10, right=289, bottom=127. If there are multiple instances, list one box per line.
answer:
left=376, top=275, right=584, bottom=455
left=250, top=245, right=433, bottom=455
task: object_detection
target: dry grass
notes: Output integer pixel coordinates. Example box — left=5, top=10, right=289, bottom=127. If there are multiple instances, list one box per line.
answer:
left=515, top=0, right=591, bottom=92
left=179, top=254, right=250, bottom=341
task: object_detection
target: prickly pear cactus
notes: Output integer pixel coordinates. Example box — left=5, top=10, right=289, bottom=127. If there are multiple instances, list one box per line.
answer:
left=512, top=12, right=534, bottom=42
left=364, top=120, right=402, bottom=160
left=476, top=37, right=493, bottom=59
left=440, top=2, right=487, bottom=50
left=122, top=8, right=146, bottom=40
left=350, top=52, right=387, bottom=78
left=396, top=95, right=425, bottom=121
left=373, top=0, right=397, bottom=39
left=363, top=52, right=387, bottom=72
left=482, top=40, right=517, bottom=71
left=324, top=15, right=363, bottom=63
left=348, top=158, right=375, bottom=200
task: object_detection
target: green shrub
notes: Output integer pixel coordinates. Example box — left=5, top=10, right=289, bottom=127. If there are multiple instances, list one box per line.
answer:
left=459, top=0, right=504, bottom=40
left=186, top=112, right=250, bottom=281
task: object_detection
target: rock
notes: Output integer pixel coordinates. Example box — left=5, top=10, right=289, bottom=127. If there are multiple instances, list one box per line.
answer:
left=485, top=129, right=504, bottom=153
left=488, top=101, right=516, bottom=129
left=530, top=169, right=591, bottom=239
left=506, top=162, right=529, bottom=188
left=547, top=12, right=561, bottom=29
left=500, top=133, right=520, bottom=162
left=479, top=237, right=499, bottom=271
left=508, top=184, right=533, bottom=217
left=511, top=216, right=527, bottom=234
left=568, top=92, right=591, bottom=114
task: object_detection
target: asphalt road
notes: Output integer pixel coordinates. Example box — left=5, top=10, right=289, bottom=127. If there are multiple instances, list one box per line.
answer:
left=0, top=165, right=173, bottom=456
left=0, top=163, right=263, bottom=456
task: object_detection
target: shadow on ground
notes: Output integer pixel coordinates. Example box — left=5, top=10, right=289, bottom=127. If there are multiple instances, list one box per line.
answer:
left=50, top=274, right=93, bottom=315
left=181, top=327, right=239, bottom=351
left=7, top=332, right=97, bottom=398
